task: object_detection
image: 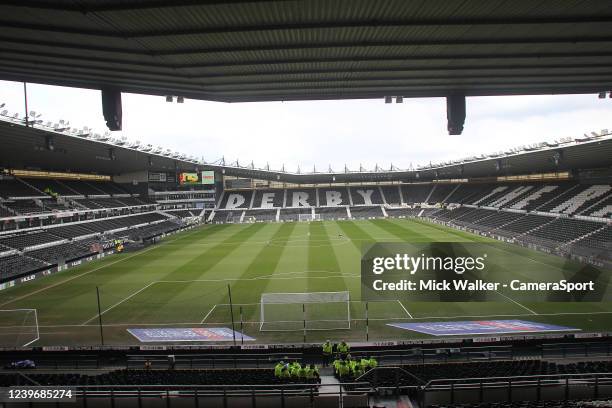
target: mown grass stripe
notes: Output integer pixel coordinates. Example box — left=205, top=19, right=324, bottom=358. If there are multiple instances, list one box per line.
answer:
left=229, top=222, right=298, bottom=320
left=100, top=223, right=268, bottom=323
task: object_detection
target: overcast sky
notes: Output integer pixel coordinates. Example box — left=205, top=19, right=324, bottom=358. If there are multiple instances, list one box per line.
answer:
left=1, top=80, right=610, bottom=172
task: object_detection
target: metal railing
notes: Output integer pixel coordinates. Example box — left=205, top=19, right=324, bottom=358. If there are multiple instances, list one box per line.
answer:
left=418, top=372, right=612, bottom=407
left=73, top=382, right=373, bottom=408
left=541, top=341, right=612, bottom=359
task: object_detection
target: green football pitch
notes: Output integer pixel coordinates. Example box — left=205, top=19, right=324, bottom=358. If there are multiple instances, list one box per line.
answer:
left=0, top=218, right=610, bottom=347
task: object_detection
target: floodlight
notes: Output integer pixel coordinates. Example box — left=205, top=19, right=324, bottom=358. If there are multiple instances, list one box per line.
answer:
left=598, top=92, right=606, bottom=99
left=384, top=96, right=392, bottom=104
left=396, top=96, right=403, bottom=103
left=0, top=103, right=5, bottom=108
left=165, top=95, right=173, bottom=102
left=177, top=96, right=184, bottom=103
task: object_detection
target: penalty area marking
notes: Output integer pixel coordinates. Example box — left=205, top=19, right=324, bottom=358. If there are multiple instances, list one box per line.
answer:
left=495, top=290, right=538, bottom=315
left=81, top=281, right=157, bottom=326
left=200, top=305, right=217, bottom=324
left=79, top=272, right=358, bottom=326
left=397, top=300, right=413, bottom=319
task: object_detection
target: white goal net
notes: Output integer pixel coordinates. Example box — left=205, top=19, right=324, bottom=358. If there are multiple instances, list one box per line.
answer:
left=0, top=309, right=39, bottom=348
left=298, top=213, right=312, bottom=222
left=259, top=291, right=350, bottom=331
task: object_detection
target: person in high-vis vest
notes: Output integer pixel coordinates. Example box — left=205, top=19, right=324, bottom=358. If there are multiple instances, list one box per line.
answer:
left=337, top=360, right=350, bottom=378
left=279, top=366, right=291, bottom=380
left=337, top=341, right=350, bottom=358
left=274, top=361, right=285, bottom=377
left=322, top=340, right=333, bottom=366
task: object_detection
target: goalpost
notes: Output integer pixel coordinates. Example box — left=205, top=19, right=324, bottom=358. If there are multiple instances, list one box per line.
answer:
left=298, top=213, right=312, bottom=222
left=0, top=309, right=40, bottom=348
left=259, top=291, right=350, bottom=331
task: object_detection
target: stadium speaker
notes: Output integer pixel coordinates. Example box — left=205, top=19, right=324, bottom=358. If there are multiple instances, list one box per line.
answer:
left=446, top=94, right=466, bottom=135
left=101, top=88, right=122, bottom=131
left=45, top=135, right=54, bottom=151
left=108, top=148, right=116, bottom=161
left=552, top=150, right=563, bottom=166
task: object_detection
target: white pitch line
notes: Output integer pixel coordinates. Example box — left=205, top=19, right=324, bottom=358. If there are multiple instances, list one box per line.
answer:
left=5, top=310, right=612, bottom=329
left=0, top=227, right=203, bottom=308
left=157, top=274, right=359, bottom=284
left=200, top=305, right=217, bottom=324
left=81, top=281, right=157, bottom=326
left=397, top=300, right=413, bottom=319
left=495, top=290, right=538, bottom=315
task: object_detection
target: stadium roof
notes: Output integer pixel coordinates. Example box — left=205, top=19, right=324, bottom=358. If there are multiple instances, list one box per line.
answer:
left=1, top=117, right=610, bottom=183
left=0, top=0, right=611, bottom=103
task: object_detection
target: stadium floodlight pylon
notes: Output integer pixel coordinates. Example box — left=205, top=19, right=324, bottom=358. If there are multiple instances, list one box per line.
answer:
left=259, top=291, right=350, bottom=332
left=0, top=309, right=40, bottom=348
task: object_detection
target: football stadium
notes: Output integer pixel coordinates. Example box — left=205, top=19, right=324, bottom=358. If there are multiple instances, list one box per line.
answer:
left=0, top=1, right=611, bottom=407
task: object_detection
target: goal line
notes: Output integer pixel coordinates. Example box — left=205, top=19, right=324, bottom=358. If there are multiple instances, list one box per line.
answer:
left=0, top=308, right=40, bottom=348
left=259, top=291, right=350, bottom=332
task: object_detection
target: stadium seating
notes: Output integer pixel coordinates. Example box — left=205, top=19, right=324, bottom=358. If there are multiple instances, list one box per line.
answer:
left=428, top=184, right=458, bottom=203
left=319, top=187, right=351, bottom=206
left=0, top=254, right=49, bottom=281
left=385, top=208, right=422, bottom=217
left=491, top=214, right=554, bottom=237
left=521, top=218, right=605, bottom=249
left=165, top=209, right=200, bottom=218
left=279, top=208, right=312, bottom=221
left=75, top=198, right=129, bottom=209
left=0, top=179, right=44, bottom=198
left=2, top=199, right=45, bottom=215
left=444, top=183, right=495, bottom=205
left=0, top=231, right=64, bottom=250
left=127, top=220, right=181, bottom=240
left=425, top=400, right=612, bottom=408
left=350, top=206, right=384, bottom=219
left=316, top=207, right=349, bottom=220
left=46, top=223, right=98, bottom=239
left=285, top=188, right=316, bottom=207
left=0, top=205, right=13, bottom=217
left=26, top=239, right=99, bottom=264
left=243, top=209, right=278, bottom=222
left=218, top=190, right=253, bottom=209
left=1, top=368, right=319, bottom=387
left=361, top=360, right=612, bottom=387
left=381, top=185, right=402, bottom=205
left=0, top=210, right=184, bottom=282
left=251, top=189, right=284, bottom=208
left=22, top=178, right=83, bottom=196
left=402, top=184, right=435, bottom=204
left=349, top=187, right=384, bottom=206
left=573, top=226, right=611, bottom=251
left=585, top=194, right=612, bottom=218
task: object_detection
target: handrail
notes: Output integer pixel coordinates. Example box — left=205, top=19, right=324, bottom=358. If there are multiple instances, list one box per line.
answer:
left=68, top=381, right=375, bottom=399
left=422, top=372, right=612, bottom=389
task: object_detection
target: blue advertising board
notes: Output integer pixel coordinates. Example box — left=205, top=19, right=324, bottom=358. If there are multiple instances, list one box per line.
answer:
left=387, top=320, right=579, bottom=336
left=128, top=327, right=255, bottom=342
